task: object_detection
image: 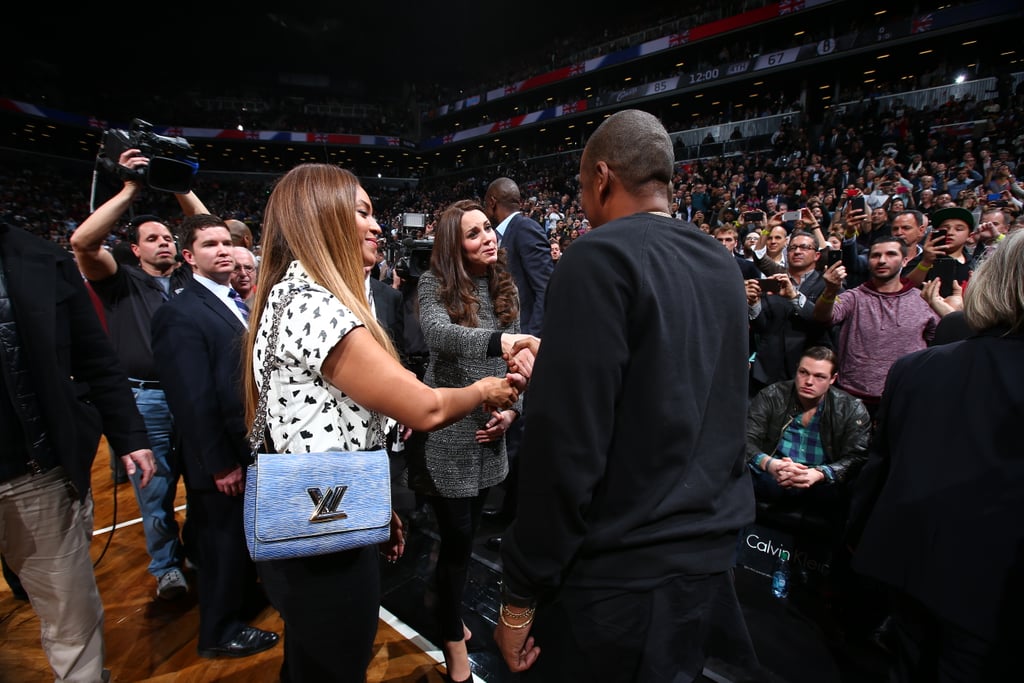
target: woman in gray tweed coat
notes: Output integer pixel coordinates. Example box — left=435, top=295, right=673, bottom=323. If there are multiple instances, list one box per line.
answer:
left=415, top=199, right=526, bottom=683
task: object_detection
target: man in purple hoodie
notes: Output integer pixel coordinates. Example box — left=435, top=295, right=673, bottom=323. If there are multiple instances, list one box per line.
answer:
left=813, top=235, right=939, bottom=418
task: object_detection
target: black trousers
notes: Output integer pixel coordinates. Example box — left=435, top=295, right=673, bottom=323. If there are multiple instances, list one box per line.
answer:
left=187, top=486, right=263, bottom=648
left=427, top=490, right=489, bottom=642
left=524, top=570, right=758, bottom=683
left=886, top=592, right=1013, bottom=683
left=258, top=545, right=380, bottom=682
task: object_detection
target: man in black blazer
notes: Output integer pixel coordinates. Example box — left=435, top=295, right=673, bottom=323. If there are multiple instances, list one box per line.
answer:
left=151, top=214, right=278, bottom=659
left=482, top=178, right=554, bottom=536
left=0, top=220, right=155, bottom=681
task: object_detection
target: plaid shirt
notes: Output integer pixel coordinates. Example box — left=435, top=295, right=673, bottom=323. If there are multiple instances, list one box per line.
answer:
left=777, top=409, right=826, bottom=467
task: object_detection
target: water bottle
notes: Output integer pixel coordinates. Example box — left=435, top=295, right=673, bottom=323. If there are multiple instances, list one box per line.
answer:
left=771, top=550, right=791, bottom=599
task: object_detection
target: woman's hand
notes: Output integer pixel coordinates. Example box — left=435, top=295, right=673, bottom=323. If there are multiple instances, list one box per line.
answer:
left=920, top=277, right=963, bottom=317
left=477, top=376, right=518, bottom=411
left=379, top=510, right=405, bottom=563
left=476, top=409, right=515, bottom=444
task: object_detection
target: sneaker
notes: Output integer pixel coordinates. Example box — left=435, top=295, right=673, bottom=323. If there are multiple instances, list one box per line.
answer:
left=156, top=568, right=188, bottom=600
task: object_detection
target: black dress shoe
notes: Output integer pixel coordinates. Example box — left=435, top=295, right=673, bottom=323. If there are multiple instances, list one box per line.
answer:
left=198, top=626, right=279, bottom=659
left=485, top=536, right=502, bottom=552
left=481, top=508, right=513, bottom=525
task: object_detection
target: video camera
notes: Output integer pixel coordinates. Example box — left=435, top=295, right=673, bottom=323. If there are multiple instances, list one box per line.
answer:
left=97, top=118, right=198, bottom=194
left=394, top=238, right=434, bottom=281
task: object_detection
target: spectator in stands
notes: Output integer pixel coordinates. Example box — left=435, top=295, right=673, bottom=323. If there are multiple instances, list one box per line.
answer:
left=494, top=108, right=756, bottom=681
left=713, top=224, right=761, bottom=280
left=746, top=346, right=870, bottom=527
left=891, top=209, right=929, bottom=275
left=945, top=164, right=982, bottom=200
left=758, top=223, right=789, bottom=272
left=544, top=203, right=563, bottom=234
left=549, top=238, right=562, bottom=264
left=906, top=207, right=975, bottom=289
left=813, top=235, right=940, bottom=417
left=414, top=199, right=527, bottom=683
left=0, top=216, right=155, bottom=683
left=69, top=148, right=208, bottom=601
left=748, top=231, right=834, bottom=396
left=230, top=246, right=257, bottom=304
left=849, top=230, right=1024, bottom=683
left=968, top=206, right=1011, bottom=270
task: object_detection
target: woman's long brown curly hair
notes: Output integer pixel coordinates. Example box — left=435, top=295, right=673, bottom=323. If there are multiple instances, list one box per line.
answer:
left=427, top=199, right=519, bottom=327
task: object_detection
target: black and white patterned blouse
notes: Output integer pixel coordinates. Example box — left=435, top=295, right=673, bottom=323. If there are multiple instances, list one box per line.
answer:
left=253, top=261, right=388, bottom=454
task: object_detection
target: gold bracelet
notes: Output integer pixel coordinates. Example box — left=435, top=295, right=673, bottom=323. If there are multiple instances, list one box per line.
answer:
left=500, top=604, right=536, bottom=620
left=499, top=612, right=535, bottom=629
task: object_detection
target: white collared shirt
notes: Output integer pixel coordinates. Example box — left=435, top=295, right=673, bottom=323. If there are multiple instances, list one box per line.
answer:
left=494, top=211, right=519, bottom=244
left=194, top=273, right=248, bottom=328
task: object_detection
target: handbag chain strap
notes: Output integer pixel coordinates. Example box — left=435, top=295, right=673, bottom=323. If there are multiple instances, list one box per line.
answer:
left=248, top=286, right=387, bottom=459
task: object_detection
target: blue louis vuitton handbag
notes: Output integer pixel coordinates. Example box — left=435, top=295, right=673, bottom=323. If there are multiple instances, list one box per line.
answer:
left=243, top=287, right=392, bottom=561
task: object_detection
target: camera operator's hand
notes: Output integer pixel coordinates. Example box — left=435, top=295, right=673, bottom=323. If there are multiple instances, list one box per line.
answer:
left=117, top=149, right=148, bottom=187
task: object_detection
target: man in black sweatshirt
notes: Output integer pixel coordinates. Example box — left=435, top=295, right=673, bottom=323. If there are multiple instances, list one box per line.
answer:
left=494, top=109, right=757, bottom=681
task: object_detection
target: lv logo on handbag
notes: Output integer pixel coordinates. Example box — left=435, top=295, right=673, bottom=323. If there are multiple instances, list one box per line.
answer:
left=307, top=485, right=349, bottom=523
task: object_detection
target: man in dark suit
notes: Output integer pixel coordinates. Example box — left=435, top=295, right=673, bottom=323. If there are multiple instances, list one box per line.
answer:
left=0, top=219, right=155, bottom=681
left=848, top=231, right=1024, bottom=681
left=482, top=177, right=554, bottom=539
left=151, top=214, right=278, bottom=659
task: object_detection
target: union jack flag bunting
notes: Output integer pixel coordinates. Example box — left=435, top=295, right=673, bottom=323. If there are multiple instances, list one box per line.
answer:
left=245, top=129, right=259, bottom=140
left=88, top=117, right=107, bottom=130
left=442, top=134, right=454, bottom=144
left=669, top=31, right=690, bottom=47
left=504, top=84, right=519, bottom=96
left=166, top=127, right=183, bottom=137
left=563, top=101, right=577, bottom=114
left=313, top=132, right=329, bottom=143
left=779, top=0, right=804, bottom=15
left=497, top=119, right=512, bottom=131
left=912, top=14, right=933, bottom=33
left=569, top=63, right=584, bottom=76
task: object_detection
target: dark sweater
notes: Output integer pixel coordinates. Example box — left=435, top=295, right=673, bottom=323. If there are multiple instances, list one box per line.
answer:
left=501, top=213, right=755, bottom=599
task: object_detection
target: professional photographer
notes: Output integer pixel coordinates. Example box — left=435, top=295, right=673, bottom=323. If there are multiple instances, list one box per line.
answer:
left=70, top=144, right=208, bottom=602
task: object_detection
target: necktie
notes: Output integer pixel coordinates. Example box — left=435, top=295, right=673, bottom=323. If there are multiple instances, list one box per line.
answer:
left=228, top=288, right=250, bottom=323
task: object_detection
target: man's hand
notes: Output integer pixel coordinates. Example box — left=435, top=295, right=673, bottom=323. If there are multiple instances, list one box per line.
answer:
left=822, top=261, right=846, bottom=288
left=772, top=457, right=825, bottom=488
left=776, top=275, right=798, bottom=300
left=744, top=279, right=761, bottom=306
left=921, top=229, right=950, bottom=265
left=121, top=449, right=156, bottom=488
left=213, top=464, right=244, bottom=496
left=505, top=345, right=536, bottom=380
left=494, top=621, right=541, bottom=673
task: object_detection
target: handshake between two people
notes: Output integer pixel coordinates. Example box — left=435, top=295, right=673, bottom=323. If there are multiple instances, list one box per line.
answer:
left=476, top=333, right=542, bottom=413
left=502, top=334, right=541, bottom=393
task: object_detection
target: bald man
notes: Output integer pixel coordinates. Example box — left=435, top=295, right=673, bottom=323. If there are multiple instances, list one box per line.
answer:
left=225, top=219, right=253, bottom=249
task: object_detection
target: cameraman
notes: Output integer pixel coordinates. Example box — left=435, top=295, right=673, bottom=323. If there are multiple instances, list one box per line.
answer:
left=70, top=147, right=208, bottom=601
